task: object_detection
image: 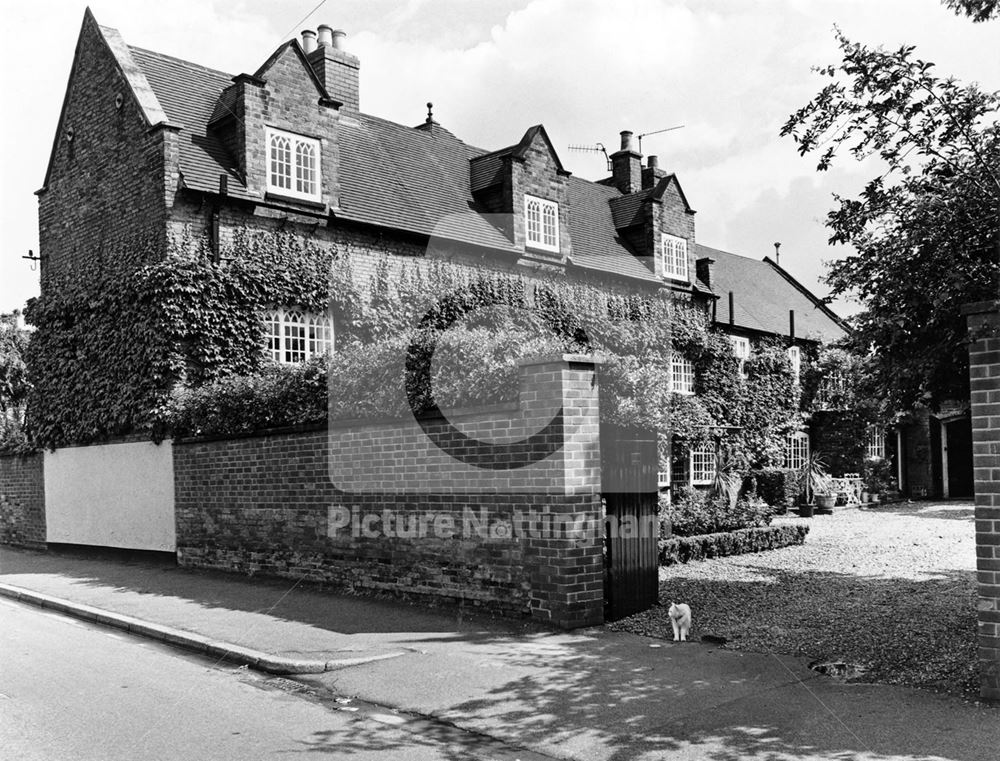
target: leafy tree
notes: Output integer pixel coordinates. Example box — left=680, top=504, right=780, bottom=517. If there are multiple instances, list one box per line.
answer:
left=0, top=312, right=30, bottom=421
left=781, top=28, right=1000, bottom=413
left=0, top=311, right=32, bottom=452
left=944, top=0, right=999, bottom=22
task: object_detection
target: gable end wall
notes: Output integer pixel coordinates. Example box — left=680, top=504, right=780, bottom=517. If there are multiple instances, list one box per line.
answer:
left=38, top=16, right=172, bottom=281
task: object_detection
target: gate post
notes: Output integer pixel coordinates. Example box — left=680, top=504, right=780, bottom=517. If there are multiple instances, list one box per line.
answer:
left=964, top=299, right=1000, bottom=702
left=518, top=355, right=604, bottom=629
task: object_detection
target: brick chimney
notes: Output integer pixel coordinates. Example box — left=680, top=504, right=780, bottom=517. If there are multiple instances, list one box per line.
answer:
left=307, top=24, right=360, bottom=111
left=610, top=130, right=642, bottom=194
left=642, top=154, right=668, bottom=190
left=696, top=256, right=715, bottom=289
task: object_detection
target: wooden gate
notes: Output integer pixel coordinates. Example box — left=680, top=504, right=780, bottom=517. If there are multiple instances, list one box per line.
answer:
left=601, top=425, right=659, bottom=621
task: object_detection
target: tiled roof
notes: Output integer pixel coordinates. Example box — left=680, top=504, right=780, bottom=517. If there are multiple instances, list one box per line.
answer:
left=700, top=244, right=847, bottom=342
left=130, top=45, right=669, bottom=284
left=567, top=179, right=659, bottom=283
left=609, top=188, right=655, bottom=229
left=129, top=47, right=254, bottom=201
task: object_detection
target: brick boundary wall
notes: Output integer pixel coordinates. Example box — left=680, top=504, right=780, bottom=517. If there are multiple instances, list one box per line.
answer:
left=964, top=299, right=1000, bottom=701
left=0, top=453, right=46, bottom=548
left=174, top=356, right=605, bottom=628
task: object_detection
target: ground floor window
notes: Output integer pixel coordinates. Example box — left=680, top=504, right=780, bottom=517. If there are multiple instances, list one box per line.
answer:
left=866, top=426, right=885, bottom=460
left=265, top=308, right=333, bottom=363
left=784, top=431, right=809, bottom=470
left=669, top=443, right=717, bottom=487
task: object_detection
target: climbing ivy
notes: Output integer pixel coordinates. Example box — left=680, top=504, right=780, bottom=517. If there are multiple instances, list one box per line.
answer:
left=23, top=227, right=807, bottom=467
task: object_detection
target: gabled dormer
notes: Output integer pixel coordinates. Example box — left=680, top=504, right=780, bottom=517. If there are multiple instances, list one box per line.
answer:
left=208, top=33, right=342, bottom=210
left=606, top=134, right=697, bottom=290
left=469, top=125, right=572, bottom=263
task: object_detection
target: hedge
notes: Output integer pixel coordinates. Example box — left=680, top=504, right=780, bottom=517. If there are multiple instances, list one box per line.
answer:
left=658, top=524, right=809, bottom=566
left=742, top=468, right=799, bottom=512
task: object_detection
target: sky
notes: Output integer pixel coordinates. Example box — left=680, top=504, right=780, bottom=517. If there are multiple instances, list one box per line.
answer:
left=1, top=0, right=997, bottom=317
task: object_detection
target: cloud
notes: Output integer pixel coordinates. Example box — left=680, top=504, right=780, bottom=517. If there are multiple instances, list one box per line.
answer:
left=1, top=0, right=997, bottom=313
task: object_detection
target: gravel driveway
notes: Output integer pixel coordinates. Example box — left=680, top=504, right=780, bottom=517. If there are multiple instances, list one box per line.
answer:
left=611, top=501, right=981, bottom=699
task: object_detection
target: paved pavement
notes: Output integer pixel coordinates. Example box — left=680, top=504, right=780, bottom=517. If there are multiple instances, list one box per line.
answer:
left=2, top=545, right=998, bottom=760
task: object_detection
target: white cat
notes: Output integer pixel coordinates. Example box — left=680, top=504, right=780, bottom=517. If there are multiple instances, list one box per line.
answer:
left=668, top=602, right=691, bottom=642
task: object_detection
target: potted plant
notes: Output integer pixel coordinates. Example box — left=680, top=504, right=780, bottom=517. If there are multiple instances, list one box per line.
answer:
left=797, top=451, right=833, bottom=517
left=863, top=458, right=893, bottom=505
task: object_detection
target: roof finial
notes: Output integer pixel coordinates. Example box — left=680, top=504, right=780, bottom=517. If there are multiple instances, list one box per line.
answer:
left=773, top=241, right=781, bottom=266
left=426, top=102, right=434, bottom=124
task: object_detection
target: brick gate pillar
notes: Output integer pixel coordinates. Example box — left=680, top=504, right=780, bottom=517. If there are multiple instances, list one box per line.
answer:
left=964, top=299, right=1000, bottom=701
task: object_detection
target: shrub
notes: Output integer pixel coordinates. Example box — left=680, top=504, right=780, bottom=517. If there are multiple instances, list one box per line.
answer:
left=658, top=524, right=809, bottom=565
left=661, top=487, right=774, bottom=537
left=0, top=417, right=35, bottom=455
left=169, top=359, right=328, bottom=438
left=743, top=468, right=798, bottom=512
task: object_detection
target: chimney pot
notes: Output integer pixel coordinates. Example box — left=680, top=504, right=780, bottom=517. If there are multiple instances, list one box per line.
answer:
left=301, top=29, right=317, bottom=54
left=647, top=155, right=659, bottom=169
left=620, top=130, right=637, bottom=153
left=317, top=24, right=334, bottom=47
left=332, top=29, right=347, bottom=50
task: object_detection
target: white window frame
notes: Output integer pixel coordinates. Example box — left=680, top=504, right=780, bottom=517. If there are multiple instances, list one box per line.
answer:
left=787, top=345, right=801, bottom=385
left=670, top=355, right=695, bottom=395
left=730, top=335, right=750, bottom=377
left=785, top=431, right=809, bottom=471
left=265, top=308, right=333, bottom=364
left=866, top=426, right=885, bottom=461
left=690, top=445, right=716, bottom=485
left=524, top=195, right=559, bottom=253
left=660, top=233, right=688, bottom=281
left=266, top=127, right=321, bottom=202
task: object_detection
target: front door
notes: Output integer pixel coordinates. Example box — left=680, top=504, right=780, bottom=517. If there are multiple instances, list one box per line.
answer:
left=945, top=417, right=974, bottom=499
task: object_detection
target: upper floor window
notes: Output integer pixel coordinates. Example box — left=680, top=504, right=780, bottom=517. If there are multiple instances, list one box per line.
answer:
left=266, top=128, right=321, bottom=202
left=787, top=345, right=801, bottom=385
left=730, top=335, right=751, bottom=377
left=525, top=195, right=559, bottom=252
left=671, top=355, right=695, bottom=395
left=661, top=233, right=688, bottom=281
left=785, top=431, right=809, bottom=470
left=866, top=426, right=886, bottom=460
left=265, top=308, right=333, bottom=364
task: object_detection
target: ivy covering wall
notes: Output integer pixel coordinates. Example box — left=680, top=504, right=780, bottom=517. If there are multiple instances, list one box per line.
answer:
left=23, top=226, right=813, bottom=468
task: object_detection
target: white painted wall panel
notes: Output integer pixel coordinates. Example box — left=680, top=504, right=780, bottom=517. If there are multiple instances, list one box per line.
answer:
left=44, top=441, right=175, bottom=551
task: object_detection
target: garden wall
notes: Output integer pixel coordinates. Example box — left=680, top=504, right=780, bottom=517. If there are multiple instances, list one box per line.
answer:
left=0, top=453, right=46, bottom=548
left=174, top=355, right=605, bottom=629
left=965, top=299, right=1000, bottom=702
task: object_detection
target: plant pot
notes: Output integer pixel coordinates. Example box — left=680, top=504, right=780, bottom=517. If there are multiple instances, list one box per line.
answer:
left=870, top=493, right=880, bottom=504
left=815, top=494, right=837, bottom=510
left=861, top=490, right=869, bottom=503
left=799, top=503, right=815, bottom=518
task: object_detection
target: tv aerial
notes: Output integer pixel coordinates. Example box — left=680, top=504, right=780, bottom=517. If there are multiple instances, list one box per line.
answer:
left=636, top=125, right=684, bottom=154
left=567, top=142, right=611, bottom=171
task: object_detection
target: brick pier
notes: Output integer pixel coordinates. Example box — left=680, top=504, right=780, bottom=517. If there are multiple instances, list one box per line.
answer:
left=964, top=299, right=1000, bottom=701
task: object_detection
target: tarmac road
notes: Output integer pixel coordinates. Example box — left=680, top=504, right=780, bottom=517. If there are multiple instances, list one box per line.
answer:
left=0, top=597, right=543, bottom=761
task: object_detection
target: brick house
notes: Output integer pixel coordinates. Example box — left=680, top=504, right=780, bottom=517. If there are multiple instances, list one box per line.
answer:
left=34, top=9, right=856, bottom=455
left=3, top=9, right=884, bottom=621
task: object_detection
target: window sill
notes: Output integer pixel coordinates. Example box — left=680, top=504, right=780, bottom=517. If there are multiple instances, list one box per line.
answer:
left=264, top=191, right=328, bottom=211
left=525, top=243, right=561, bottom=256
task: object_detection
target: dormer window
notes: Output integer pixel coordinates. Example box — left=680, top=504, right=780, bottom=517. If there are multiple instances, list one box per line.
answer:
left=661, top=234, right=688, bottom=281
left=660, top=233, right=689, bottom=282
left=525, top=195, right=559, bottom=253
left=266, top=127, right=321, bottom=202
